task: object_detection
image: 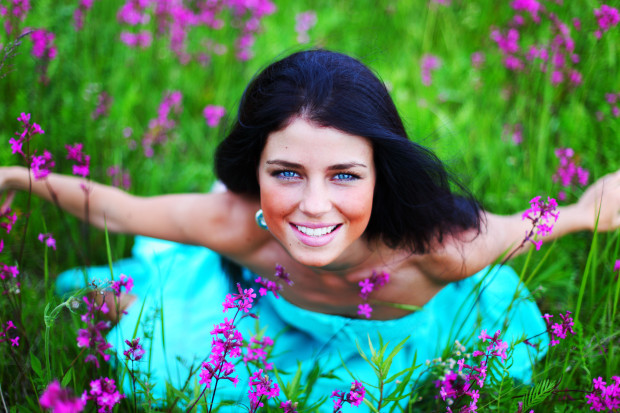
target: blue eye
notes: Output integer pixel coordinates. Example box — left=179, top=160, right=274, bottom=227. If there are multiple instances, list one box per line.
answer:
left=334, top=173, right=357, bottom=181
left=276, top=170, right=300, bottom=179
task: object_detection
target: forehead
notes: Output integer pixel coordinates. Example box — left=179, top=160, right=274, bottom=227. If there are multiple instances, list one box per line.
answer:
left=260, top=118, right=373, bottom=164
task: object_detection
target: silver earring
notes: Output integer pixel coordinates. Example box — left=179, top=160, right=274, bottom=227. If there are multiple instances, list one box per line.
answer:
left=255, top=209, right=268, bottom=230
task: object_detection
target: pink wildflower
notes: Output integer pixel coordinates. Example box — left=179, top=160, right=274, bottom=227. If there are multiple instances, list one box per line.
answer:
left=614, top=260, right=620, bottom=272
left=248, top=369, right=280, bottom=411
left=280, top=400, right=298, bottom=412
left=123, top=337, right=145, bottom=361
left=38, top=233, right=56, bottom=250
left=0, top=264, right=19, bottom=280
left=66, top=143, right=91, bottom=177
left=255, top=276, right=282, bottom=298
left=511, top=0, right=542, bottom=23
left=111, top=274, right=133, bottom=295
left=357, top=303, right=373, bottom=319
left=39, top=380, right=86, bottom=412
left=544, top=310, right=576, bottom=346
left=30, top=29, right=57, bottom=60
left=585, top=375, right=620, bottom=411
left=551, top=70, right=563, bottom=85
left=439, top=331, right=507, bottom=411
left=11, top=112, right=45, bottom=159
left=106, top=165, right=131, bottom=190
left=87, top=377, right=124, bottom=412
left=222, top=283, right=256, bottom=313
left=491, top=28, right=520, bottom=54
left=199, top=317, right=243, bottom=388
left=356, top=270, right=390, bottom=318
left=606, top=93, right=618, bottom=104
left=502, top=123, right=523, bottom=144
left=74, top=0, right=97, bottom=30
left=594, top=5, right=619, bottom=39
left=478, top=329, right=492, bottom=342
left=0, top=320, right=20, bottom=347
left=0, top=208, right=17, bottom=234
left=92, top=91, right=113, bottom=120
left=331, top=381, right=366, bottom=412
left=77, top=296, right=113, bottom=368
left=569, top=70, right=583, bottom=85
left=142, top=91, right=183, bottom=156
left=295, top=11, right=317, bottom=43
left=522, top=196, right=560, bottom=250
left=421, top=54, right=441, bottom=86
left=274, top=264, right=293, bottom=285
left=3, top=0, right=31, bottom=36
left=553, top=148, right=589, bottom=195
left=203, top=105, right=226, bottom=128
left=359, top=279, right=374, bottom=298
left=31, top=151, right=55, bottom=180
left=117, top=0, right=150, bottom=25
left=119, top=30, right=152, bottom=48
left=244, top=336, right=274, bottom=370
left=471, top=51, right=485, bottom=69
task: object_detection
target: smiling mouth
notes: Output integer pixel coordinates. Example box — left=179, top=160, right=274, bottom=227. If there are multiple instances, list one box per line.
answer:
left=293, top=224, right=340, bottom=237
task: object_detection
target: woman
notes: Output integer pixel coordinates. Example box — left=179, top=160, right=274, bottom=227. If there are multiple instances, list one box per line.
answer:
left=2, top=49, right=620, bottom=410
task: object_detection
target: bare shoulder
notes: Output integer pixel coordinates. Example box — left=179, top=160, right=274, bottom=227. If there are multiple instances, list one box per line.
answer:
left=405, top=228, right=484, bottom=283
left=179, top=191, right=271, bottom=256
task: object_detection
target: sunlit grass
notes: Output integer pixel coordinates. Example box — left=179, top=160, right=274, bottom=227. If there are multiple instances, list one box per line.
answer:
left=1, top=0, right=619, bottom=411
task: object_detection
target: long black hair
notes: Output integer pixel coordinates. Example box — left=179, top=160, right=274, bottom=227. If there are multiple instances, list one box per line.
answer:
left=216, top=49, right=482, bottom=255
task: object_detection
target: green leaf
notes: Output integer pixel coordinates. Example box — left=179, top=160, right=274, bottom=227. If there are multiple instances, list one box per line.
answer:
left=520, top=377, right=561, bottom=411
left=355, top=340, right=371, bottom=364
left=165, top=382, right=190, bottom=403
left=369, top=300, right=423, bottom=312
left=363, top=398, right=380, bottom=412
left=61, top=368, right=72, bottom=387
left=385, top=366, right=417, bottom=385
left=30, top=352, right=44, bottom=380
left=382, top=336, right=411, bottom=376
left=367, top=334, right=377, bottom=358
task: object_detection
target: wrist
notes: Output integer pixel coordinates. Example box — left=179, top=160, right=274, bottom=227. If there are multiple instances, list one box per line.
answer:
left=4, top=166, right=30, bottom=191
left=560, top=203, right=592, bottom=233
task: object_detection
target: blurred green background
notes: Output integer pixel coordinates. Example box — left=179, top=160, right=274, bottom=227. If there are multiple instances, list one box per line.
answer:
left=0, top=1, right=619, bottom=408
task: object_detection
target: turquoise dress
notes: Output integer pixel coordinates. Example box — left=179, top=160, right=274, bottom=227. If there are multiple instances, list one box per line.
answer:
left=57, top=236, right=549, bottom=412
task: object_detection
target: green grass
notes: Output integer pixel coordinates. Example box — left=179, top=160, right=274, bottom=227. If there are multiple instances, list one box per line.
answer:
left=1, top=0, right=619, bottom=411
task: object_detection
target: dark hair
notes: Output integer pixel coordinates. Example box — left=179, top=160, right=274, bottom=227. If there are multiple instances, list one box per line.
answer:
left=216, top=49, right=482, bottom=254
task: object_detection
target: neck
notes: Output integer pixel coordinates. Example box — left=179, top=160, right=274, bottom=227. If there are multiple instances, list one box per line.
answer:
left=307, top=237, right=378, bottom=276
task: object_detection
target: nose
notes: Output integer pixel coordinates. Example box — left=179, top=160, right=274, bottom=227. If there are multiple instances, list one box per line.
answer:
left=299, top=180, right=332, bottom=217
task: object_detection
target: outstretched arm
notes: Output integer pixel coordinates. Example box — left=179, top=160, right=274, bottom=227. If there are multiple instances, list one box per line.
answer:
left=420, top=169, right=620, bottom=281
left=0, top=166, right=267, bottom=255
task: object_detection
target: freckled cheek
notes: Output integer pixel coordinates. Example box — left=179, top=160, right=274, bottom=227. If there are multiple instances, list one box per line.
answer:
left=336, top=189, right=374, bottom=228
left=260, top=185, right=300, bottom=229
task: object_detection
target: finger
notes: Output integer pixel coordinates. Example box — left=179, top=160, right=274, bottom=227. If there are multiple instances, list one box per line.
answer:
left=1, top=190, right=15, bottom=214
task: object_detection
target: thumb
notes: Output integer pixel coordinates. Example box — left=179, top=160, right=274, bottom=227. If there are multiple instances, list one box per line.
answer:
left=1, top=190, right=16, bottom=214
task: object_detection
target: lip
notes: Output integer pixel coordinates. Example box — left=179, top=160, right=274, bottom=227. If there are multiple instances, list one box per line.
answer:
left=290, top=223, right=342, bottom=247
left=290, top=221, right=340, bottom=229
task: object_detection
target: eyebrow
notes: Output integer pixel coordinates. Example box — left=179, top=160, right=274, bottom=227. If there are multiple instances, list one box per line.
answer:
left=265, top=160, right=367, bottom=170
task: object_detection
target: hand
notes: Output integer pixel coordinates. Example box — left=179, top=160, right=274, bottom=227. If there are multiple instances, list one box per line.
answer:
left=576, top=169, right=620, bottom=232
left=0, top=167, right=18, bottom=214
left=1, top=191, right=15, bottom=214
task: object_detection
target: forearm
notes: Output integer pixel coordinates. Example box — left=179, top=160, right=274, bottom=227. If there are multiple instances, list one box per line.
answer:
left=426, top=171, right=620, bottom=281
left=3, top=166, right=133, bottom=232
left=490, top=203, right=591, bottom=259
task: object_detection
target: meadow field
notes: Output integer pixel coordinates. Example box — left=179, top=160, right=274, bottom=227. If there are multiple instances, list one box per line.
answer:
left=0, top=0, right=619, bottom=411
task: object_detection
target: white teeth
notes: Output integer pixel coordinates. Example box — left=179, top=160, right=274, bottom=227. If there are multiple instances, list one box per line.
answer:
left=295, top=225, right=337, bottom=237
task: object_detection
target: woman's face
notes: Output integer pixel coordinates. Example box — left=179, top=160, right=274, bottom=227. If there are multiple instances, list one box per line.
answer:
left=258, top=118, right=376, bottom=268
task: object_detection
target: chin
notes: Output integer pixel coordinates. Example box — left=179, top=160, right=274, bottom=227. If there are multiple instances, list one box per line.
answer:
left=290, top=249, right=340, bottom=268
